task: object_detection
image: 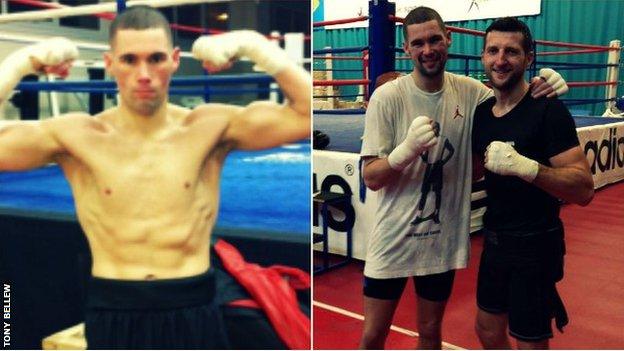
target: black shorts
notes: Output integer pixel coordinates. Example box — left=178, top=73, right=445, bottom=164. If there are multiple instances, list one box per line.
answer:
left=363, top=270, right=455, bottom=301
left=85, top=268, right=285, bottom=350
left=477, top=226, right=566, bottom=342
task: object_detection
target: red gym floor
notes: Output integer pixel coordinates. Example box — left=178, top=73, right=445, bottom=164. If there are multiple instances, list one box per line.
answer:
left=313, top=181, right=624, bottom=349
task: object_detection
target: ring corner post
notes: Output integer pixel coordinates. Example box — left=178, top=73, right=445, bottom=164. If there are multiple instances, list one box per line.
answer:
left=116, top=0, right=126, bottom=13
left=605, top=39, right=621, bottom=113
left=368, top=0, right=395, bottom=97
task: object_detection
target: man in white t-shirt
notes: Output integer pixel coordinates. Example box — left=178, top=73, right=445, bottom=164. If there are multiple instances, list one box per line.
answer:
left=359, top=6, right=568, bottom=349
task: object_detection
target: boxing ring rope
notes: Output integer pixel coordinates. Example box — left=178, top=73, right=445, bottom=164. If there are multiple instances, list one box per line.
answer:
left=313, top=41, right=370, bottom=109
left=3, top=0, right=311, bottom=72
left=313, top=16, right=368, bottom=28
left=313, top=10, right=622, bottom=113
left=16, top=74, right=275, bottom=90
left=312, top=15, right=372, bottom=108
left=0, top=0, right=311, bottom=116
left=0, top=0, right=222, bottom=23
left=4, top=0, right=313, bottom=42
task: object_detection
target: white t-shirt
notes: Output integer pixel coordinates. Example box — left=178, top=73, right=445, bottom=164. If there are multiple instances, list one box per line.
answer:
left=361, top=72, right=491, bottom=278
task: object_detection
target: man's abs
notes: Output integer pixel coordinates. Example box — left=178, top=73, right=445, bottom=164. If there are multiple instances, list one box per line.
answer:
left=74, top=178, right=219, bottom=280
left=54, top=112, right=227, bottom=280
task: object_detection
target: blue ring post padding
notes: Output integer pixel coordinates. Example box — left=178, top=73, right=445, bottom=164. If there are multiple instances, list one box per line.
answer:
left=368, top=0, right=395, bottom=97
left=313, top=46, right=369, bottom=55
left=116, top=0, right=126, bottom=12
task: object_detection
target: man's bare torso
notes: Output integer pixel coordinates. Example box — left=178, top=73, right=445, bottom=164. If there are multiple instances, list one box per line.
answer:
left=50, top=104, right=232, bottom=280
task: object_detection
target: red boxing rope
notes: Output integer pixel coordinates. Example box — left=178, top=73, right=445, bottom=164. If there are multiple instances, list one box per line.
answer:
left=7, top=0, right=310, bottom=40
left=313, top=16, right=369, bottom=27
left=313, top=79, right=370, bottom=86
left=568, top=81, right=618, bottom=87
left=8, top=0, right=116, bottom=20
left=538, top=48, right=613, bottom=56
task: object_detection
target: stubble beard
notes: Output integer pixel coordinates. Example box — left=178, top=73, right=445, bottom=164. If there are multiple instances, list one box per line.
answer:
left=487, top=66, right=525, bottom=92
left=416, top=55, right=445, bottom=78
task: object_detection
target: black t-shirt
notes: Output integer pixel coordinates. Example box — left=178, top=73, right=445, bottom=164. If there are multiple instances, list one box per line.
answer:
left=472, top=91, right=580, bottom=232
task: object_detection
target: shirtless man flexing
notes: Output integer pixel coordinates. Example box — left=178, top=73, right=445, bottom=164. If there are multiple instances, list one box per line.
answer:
left=0, top=6, right=310, bottom=349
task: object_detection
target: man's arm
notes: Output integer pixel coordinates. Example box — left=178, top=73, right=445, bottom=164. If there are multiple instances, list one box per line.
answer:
left=484, top=142, right=594, bottom=206
left=0, top=38, right=78, bottom=171
left=0, top=120, right=64, bottom=171
left=192, top=31, right=310, bottom=150
left=224, top=64, right=310, bottom=150
left=533, top=146, right=594, bottom=206
left=362, top=157, right=401, bottom=191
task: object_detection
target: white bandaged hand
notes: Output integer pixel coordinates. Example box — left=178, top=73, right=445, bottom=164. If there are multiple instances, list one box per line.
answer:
left=539, top=68, right=568, bottom=96
left=387, top=116, right=438, bottom=171
left=484, top=141, right=539, bottom=182
left=192, top=30, right=292, bottom=76
left=0, top=37, right=78, bottom=101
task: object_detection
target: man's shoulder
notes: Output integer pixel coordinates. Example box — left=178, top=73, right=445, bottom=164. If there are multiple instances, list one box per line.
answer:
left=370, top=78, right=402, bottom=99
left=186, top=103, right=239, bottom=126
left=43, top=111, right=95, bottom=129
left=526, top=94, right=570, bottom=117
left=446, top=72, right=482, bottom=88
left=475, top=95, right=496, bottom=113
left=445, top=72, right=492, bottom=102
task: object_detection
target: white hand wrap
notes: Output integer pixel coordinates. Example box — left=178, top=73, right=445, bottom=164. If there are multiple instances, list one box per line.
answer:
left=484, top=141, right=539, bottom=182
left=0, top=37, right=78, bottom=102
left=539, top=68, right=568, bottom=96
left=192, top=30, right=292, bottom=76
left=387, top=116, right=438, bottom=171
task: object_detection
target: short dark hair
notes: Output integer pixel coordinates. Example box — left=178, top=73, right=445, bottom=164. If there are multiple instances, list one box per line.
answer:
left=484, top=17, right=534, bottom=54
left=109, top=5, right=172, bottom=47
left=402, top=6, right=446, bottom=39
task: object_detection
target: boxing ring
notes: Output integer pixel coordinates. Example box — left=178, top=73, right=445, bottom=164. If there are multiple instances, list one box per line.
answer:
left=312, top=0, right=623, bottom=261
left=0, top=0, right=311, bottom=348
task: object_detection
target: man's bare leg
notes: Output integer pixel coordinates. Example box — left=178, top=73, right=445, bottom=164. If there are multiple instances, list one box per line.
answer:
left=475, top=308, right=512, bottom=349
left=517, top=339, right=549, bottom=350
left=359, top=297, right=400, bottom=349
left=416, top=295, right=448, bottom=349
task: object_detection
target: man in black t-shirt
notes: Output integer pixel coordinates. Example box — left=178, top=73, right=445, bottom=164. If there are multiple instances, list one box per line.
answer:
left=472, top=18, right=594, bottom=349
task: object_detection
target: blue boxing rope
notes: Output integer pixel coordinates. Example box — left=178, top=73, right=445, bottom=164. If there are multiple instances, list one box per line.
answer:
left=12, top=86, right=280, bottom=96
left=313, top=108, right=366, bottom=115
left=16, top=73, right=275, bottom=91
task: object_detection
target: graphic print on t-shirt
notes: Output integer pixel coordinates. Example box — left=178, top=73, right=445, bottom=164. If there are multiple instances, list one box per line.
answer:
left=410, top=135, right=455, bottom=226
